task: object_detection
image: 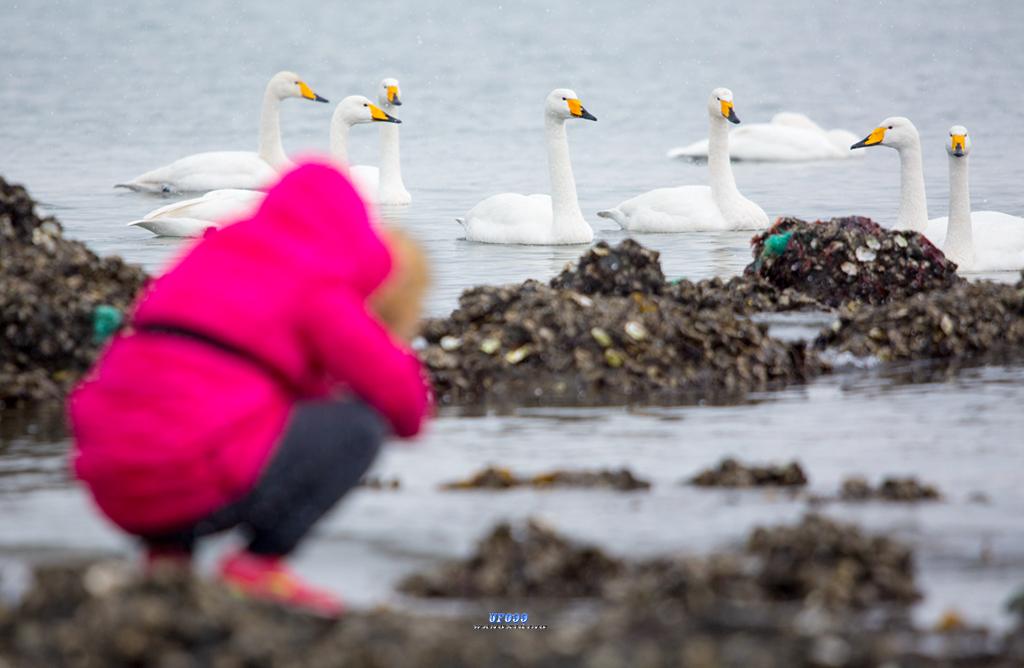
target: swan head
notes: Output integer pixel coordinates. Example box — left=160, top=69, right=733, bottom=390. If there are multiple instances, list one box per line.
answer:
left=947, top=125, right=970, bottom=158
left=332, top=95, right=401, bottom=128
left=546, top=88, right=597, bottom=121
left=850, top=116, right=919, bottom=151
left=378, top=78, right=402, bottom=107
left=269, top=71, right=328, bottom=103
left=709, top=88, right=740, bottom=124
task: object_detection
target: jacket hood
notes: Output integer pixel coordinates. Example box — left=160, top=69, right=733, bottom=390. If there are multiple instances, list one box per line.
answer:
left=253, top=160, right=392, bottom=297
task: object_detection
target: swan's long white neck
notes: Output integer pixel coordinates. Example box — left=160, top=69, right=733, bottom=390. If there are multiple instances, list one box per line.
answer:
left=707, top=117, right=740, bottom=204
left=378, top=103, right=405, bottom=193
left=329, top=117, right=351, bottom=173
left=545, top=115, right=585, bottom=233
left=944, top=154, right=974, bottom=266
left=257, top=86, right=288, bottom=168
left=895, top=139, right=929, bottom=232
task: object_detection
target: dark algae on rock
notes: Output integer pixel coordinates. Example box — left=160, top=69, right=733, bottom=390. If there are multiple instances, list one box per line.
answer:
left=0, top=177, right=147, bottom=404
left=441, top=465, right=651, bottom=491
left=688, top=457, right=808, bottom=488
left=816, top=275, right=1024, bottom=362
left=421, top=240, right=824, bottom=407
left=5, top=525, right=1023, bottom=666
left=747, top=216, right=961, bottom=308
left=840, top=475, right=942, bottom=502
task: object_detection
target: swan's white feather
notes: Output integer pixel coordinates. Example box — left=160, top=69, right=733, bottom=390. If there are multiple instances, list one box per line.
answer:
left=463, top=193, right=591, bottom=245
left=128, top=217, right=218, bottom=237
left=598, top=186, right=725, bottom=232
left=667, top=113, right=864, bottom=162
left=118, top=151, right=280, bottom=193
left=926, top=211, right=1024, bottom=271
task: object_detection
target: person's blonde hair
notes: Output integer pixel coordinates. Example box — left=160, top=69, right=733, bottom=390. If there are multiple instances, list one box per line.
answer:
left=371, top=228, right=430, bottom=342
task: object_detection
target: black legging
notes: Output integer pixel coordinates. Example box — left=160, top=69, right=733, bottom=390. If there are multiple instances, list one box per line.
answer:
left=143, top=399, right=385, bottom=556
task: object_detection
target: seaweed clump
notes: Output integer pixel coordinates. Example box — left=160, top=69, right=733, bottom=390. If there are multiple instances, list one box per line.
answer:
left=816, top=276, right=1024, bottom=362
left=441, top=465, right=650, bottom=491
left=421, top=240, right=824, bottom=407
left=688, top=457, right=808, bottom=488
left=0, top=177, right=147, bottom=404
left=747, top=216, right=961, bottom=308
left=840, top=476, right=942, bottom=502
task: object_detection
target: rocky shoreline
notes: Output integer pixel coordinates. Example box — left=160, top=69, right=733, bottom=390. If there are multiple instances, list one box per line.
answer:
left=2, top=515, right=1020, bottom=666
left=3, top=176, right=1023, bottom=410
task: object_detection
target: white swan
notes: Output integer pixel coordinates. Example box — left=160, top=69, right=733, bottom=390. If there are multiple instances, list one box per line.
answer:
left=668, top=112, right=865, bottom=162
left=925, top=127, right=1024, bottom=271
left=116, top=71, right=328, bottom=193
left=598, top=88, right=769, bottom=232
left=849, top=117, right=930, bottom=232
left=349, top=78, right=411, bottom=205
left=457, top=88, right=596, bottom=245
left=129, top=96, right=397, bottom=237
left=850, top=119, right=1024, bottom=271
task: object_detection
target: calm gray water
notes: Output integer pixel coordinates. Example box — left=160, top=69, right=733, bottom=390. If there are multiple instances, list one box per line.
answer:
left=1, top=0, right=1023, bottom=630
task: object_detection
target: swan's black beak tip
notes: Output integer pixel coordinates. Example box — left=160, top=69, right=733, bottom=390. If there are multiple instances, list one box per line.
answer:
left=314, top=94, right=329, bottom=103
left=727, top=109, right=740, bottom=124
left=580, top=108, right=597, bottom=121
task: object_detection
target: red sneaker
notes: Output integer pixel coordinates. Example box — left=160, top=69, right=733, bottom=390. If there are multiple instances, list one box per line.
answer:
left=144, top=547, right=192, bottom=574
left=218, top=551, right=344, bottom=618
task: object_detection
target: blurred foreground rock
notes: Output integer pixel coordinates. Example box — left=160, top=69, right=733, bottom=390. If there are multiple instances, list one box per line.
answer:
left=688, top=457, right=808, bottom=488
left=4, top=518, right=1016, bottom=666
left=0, top=177, right=147, bottom=404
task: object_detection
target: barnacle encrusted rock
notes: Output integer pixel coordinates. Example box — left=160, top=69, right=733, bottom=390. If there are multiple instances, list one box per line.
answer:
left=0, top=177, right=148, bottom=404
left=815, top=275, right=1024, bottom=362
left=839, top=476, right=941, bottom=502
left=441, top=465, right=651, bottom=491
left=747, top=216, right=962, bottom=307
left=421, top=241, right=824, bottom=407
left=688, top=457, right=808, bottom=488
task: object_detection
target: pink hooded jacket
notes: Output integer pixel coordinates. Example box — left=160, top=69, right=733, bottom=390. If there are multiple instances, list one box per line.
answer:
left=69, top=162, right=430, bottom=533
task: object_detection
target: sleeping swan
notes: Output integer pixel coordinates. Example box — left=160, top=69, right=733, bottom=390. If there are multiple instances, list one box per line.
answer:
left=116, top=71, right=328, bottom=193
left=598, top=88, right=769, bottom=232
left=128, top=96, right=398, bottom=237
left=668, top=112, right=864, bottom=162
left=850, top=120, right=1024, bottom=271
left=458, top=88, right=597, bottom=245
left=350, top=78, right=412, bottom=205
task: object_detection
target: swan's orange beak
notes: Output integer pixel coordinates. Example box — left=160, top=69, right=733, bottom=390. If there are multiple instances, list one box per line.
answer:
left=297, top=81, right=328, bottom=103
left=567, top=98, right=597, bottom=121
left=720, top=99, right=739, bottom=124
left=370, top=103, right=401, bottom=123
left=386, top=85, right=401, bottom=106
left=851, top=127, right=886, bottom=149
left=951, top=133, right=966, bottom=157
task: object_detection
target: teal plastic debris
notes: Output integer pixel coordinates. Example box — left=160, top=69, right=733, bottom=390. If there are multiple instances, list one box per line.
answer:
left=762, top=231, right=793, bottom=258
left=91, top=304, right=123, bottom=344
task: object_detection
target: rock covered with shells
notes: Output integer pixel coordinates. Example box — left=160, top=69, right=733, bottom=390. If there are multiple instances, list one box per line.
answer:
left=420, top=241, right=825, bottom=407
left=816, top=275, right=1024, bottom=362
left=688, top=457, right=808, bottom=488
left=840, top=475, right=942, bottom=502
left=0, top=176, right=148, bottom=404
left=747, top=216, right=961, bottom=308
left=5, top=556, right=1021, bottom=668
left=441, top=465, right=651, bottom=491
left=399, top=519, right=623, bottom=598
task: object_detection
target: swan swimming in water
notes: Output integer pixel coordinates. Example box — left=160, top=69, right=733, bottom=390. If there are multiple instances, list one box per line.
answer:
left=598, top=88, right=769, bottom=232
left=853, top=120, right=1024, bottom=271
left=457, top=88, right=597, bottom=245
left=349, top=78, right=411, bottom=205
left=116, top=71, right=328, bottom=194
left=668, top=112, right=864, bottom=162
left=128, top=96, right=398, bottom=237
